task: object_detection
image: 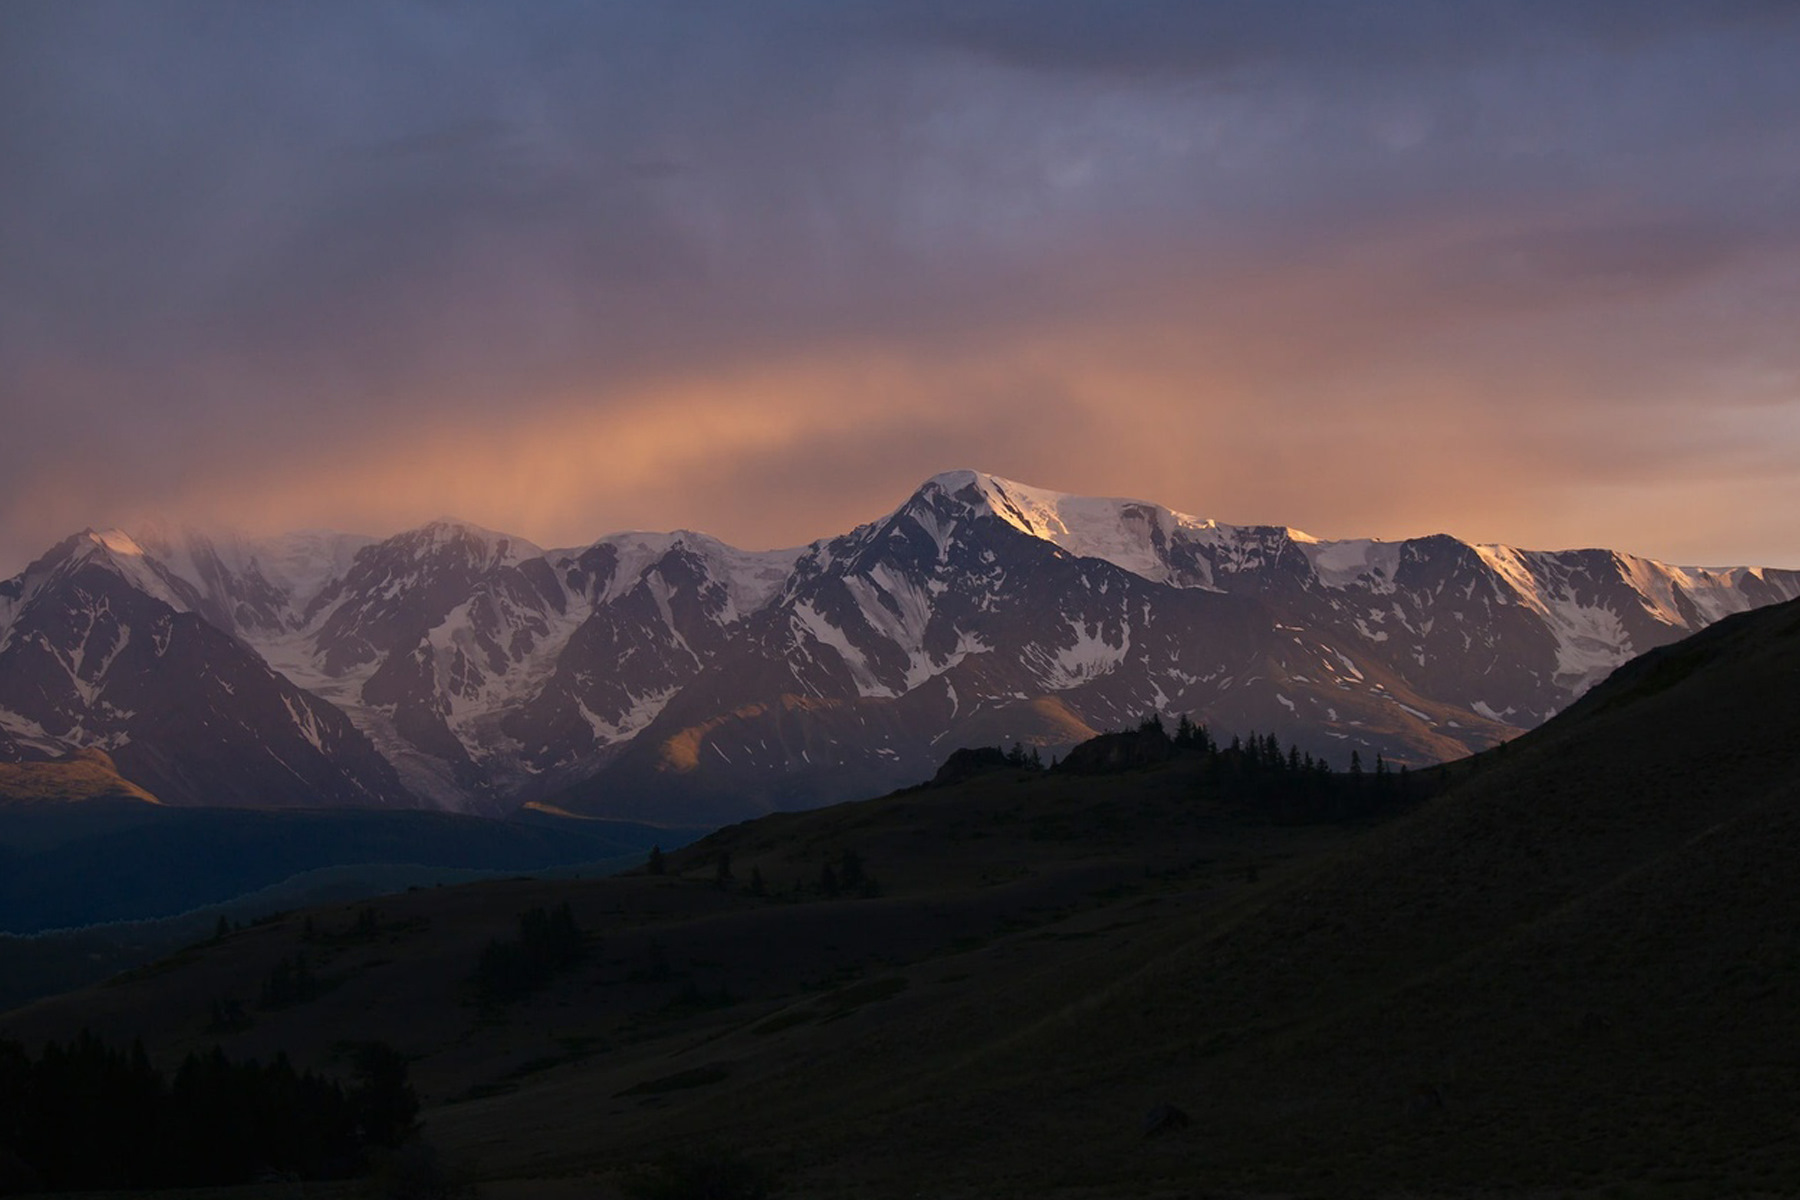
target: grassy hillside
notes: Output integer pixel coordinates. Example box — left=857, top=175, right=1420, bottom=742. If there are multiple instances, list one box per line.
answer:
left=0, top=747, right=159, bottom=805
left=5, top=598, right=1800, bottom=1196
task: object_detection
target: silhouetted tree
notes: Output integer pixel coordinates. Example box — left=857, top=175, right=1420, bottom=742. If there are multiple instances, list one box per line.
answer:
left=259, top=953, right=320, bottom=1010
left=839, top=848, right=865, bottom=891
left=205, top=997, right=252, bottom=1034
left=470, top=903, right=587, bottom=1005
left=347, top=1042, right=419, bottom=1149
left=0, top=1033, right=367, bottom=1188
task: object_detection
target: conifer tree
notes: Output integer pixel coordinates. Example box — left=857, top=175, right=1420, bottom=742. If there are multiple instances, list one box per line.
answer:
left=840, top=848, right=866, bottom=891
left=348, top=1042, right=418, bottom=1149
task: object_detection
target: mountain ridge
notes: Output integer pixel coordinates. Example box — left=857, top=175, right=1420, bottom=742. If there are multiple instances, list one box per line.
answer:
left=3, top=471, right=1796, bottom=821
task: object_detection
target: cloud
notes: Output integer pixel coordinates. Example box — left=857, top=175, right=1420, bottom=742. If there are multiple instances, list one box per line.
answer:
left=869, top=0, right=1800, bottom=78
left=2, top=1, right=1799, bottom=575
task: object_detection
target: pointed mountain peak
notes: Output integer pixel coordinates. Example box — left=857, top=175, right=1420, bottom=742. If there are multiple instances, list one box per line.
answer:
left=906, top=469, right=1220, bottom=580
left=918, top=468, right=1046, bottom=514
left=581, top=529, right=803, bottom=614
left=386, top=518, right=544, bottom=567
left=0, top=527, right=199, bottom=620
left=920, top=469, right=1214, bottom=531
left=417, top=515, right=524, bottom=541
left=1, top=529, right=149, bottom=593
left=85, top=528, right=150, bottom=558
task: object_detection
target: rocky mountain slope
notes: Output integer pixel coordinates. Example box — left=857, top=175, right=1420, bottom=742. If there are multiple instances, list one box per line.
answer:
left=2, top=471, right=1793, bottom=820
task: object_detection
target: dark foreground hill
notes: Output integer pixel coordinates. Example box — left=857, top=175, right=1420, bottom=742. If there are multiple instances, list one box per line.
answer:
left=5, top=596, right=1800, bottom=1197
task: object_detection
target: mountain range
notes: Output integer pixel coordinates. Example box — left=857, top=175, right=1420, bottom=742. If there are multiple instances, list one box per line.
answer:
left=3, top=470, right=1795, bottom=823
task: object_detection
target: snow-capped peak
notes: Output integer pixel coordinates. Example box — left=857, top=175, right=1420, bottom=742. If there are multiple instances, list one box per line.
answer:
left=1294, top=537, right=1402, bottom=589
left=66, top=528, right=192, bottom=609
left=405, top=517, right=544, bottom=565
left=918, top=469, right=1218, bottom=582
left=109, top=520, right=379, bottom=628
left=88, top=528, right=149, bottom=558
left=583, top=529, right=804, bottom=615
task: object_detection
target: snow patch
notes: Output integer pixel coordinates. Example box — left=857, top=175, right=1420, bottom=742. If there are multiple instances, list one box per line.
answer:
left=1301, top=538, right=1402, bottom=591
left=792, top=602, right=892, bottom=698
left=1026, top=616, right=1132, bottom=689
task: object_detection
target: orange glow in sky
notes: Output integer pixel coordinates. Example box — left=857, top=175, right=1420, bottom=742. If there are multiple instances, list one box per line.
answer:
left=4, top=5, right=1799, bottom=573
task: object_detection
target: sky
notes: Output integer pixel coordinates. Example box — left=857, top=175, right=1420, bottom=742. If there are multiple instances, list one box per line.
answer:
left=3, top=0, right=1800, bottom=576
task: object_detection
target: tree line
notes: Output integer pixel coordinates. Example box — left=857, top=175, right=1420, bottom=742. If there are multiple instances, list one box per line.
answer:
left=469, top=902, right=588, bottom=1007
left=0, top=1032, right=416, bottom=1192
left=988, top=713, right=1417, bottom=821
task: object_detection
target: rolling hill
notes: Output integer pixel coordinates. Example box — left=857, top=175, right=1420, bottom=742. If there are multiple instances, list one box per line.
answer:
left=4, top=595, right=1800, bottom=1196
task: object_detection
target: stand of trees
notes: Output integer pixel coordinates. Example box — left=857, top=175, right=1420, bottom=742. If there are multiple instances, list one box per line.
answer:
left=470, top=902, right=587, bottom=1006
left=817, top=847, right=876, bottom=899
left=961, top=714, right=1416, bottom=822
left=1169, top=716, right=1412, bottom=820
left=258, top=952, right=323, bottom=1010
left=0, top=1032, right=415, bottom=1192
